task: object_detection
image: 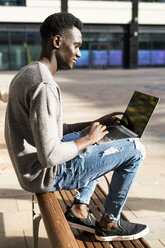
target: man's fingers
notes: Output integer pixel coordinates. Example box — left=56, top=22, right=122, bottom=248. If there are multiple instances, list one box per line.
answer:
left=101, top=125, right=107, bottom=131
left=114, top=117, right=121, bottom=121
left=92, top=121, right=100, bottom=126
left=103, top=130, right=109, bottom=136
left=110, top=112, right=124, bottom=116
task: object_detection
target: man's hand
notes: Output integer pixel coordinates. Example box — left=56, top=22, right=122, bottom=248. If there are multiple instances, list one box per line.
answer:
left=95, top=112, right=123, bottom=127
left=83, top=122, right=109, bottom=144
left=73, top=112, right=123, bottom=152
left=75, top=122, right=109, bottom=152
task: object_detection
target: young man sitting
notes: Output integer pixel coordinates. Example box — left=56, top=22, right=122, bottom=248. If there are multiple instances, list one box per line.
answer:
left=5, top=12, right=149, bottom=241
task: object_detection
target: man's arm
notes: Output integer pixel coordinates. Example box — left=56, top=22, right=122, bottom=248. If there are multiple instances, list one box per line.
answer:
left=67, top=112, right=123, bottom=133
left=67, top=122, right=92, bottom=133
left=66, top=112, right=123, bottom=153
left=30, top=83, right=78, bottom=167
left=74, top=122, right=108, bottom=152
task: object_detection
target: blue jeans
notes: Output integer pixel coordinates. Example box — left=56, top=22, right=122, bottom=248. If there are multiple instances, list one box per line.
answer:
left=50, top=131, right=145, bottom=222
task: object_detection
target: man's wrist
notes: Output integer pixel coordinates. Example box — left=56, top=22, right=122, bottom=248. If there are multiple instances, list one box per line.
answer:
left=85, top=134, right=95, bottom=145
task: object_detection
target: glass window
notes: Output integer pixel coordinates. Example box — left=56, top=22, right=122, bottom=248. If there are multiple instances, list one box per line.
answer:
left=151, top=50, right=165, bottom=65
left=0, top=32, right=9, bottom=70
left=9, top=32, right=26, bottom=70
left=138, top=34, right=151, bottom=66
left=138, top=50, right=151, bottom=65
left=0, top=0, right=26, bottom=6
left=151, top=33, right=165, bottom=50
left=76, top=32, right=123, bottom=68
left=97, top=33, right=109, bottom=42
left=138, top=33, right=165, bottom=66
left=109, top=33, right=122, bottom=49
left=0, top=31, right=41, bottom=70
left=88, top=33, right=98, bottom=42
left=138, top=34, right=151, bottom=50
left=26, top=32, right=41, bottom=62
left=109, top=50, right=122, bottom=66
left=76, top=50, right=89, bottom=66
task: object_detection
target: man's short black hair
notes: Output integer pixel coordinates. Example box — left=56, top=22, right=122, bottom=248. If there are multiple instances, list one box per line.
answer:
left=40, top=12, right=83, bottom=41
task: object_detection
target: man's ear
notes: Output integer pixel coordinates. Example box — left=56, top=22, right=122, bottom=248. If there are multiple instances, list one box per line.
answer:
left=53, top=35, right=62, bottom=49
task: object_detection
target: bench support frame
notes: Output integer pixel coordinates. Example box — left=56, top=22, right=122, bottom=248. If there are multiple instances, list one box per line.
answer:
left=32, top=194, right=42, bottom=248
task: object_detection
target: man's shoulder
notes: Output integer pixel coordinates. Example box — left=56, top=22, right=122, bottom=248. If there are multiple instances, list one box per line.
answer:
left=14, top=62, right=41, bottom=82
left=10, top=62, right=58, bottom=100
left=11, top=62, right=49, bottom=89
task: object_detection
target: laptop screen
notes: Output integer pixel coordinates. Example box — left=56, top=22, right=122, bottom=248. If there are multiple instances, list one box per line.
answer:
left=120, top=91, right=159, bottom=137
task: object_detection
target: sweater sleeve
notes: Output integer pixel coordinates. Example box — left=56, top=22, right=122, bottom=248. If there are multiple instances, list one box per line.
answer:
left=29, top=82, right=78, bottom=168
left=63, top=123, right=69, bottom=135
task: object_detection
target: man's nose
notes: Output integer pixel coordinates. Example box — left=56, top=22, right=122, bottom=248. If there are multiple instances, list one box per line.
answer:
left=77, top=49, right=81, bottom=58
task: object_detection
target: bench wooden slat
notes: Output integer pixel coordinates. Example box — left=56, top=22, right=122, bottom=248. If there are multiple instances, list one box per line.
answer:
left=60, top=189, right=72, bottom=206
left=65, top=189, right=75, bottom=202
left=111, top=241, right=125, bottom=248
left=73, top=230, right=87, bottom=248
left=91, top=191, right=104, bottom=212
left=94, top=186, right=106, bottom=204
left=36, top=183, right=151, bottom=248
left=74, top=230, right=88, bottom=248
left=139, top=238, right=152, bottom=248
left=59, top=188, right=125, bottom=248
left=89, top=200, right=102, bottom=220
left=102, top=241, right=114, bottom=248
left=36, top=192, right=79, bottom=248
left=131, top=239, right=148, bottom=248
left=122, top=240, right=135, bottom=248
left=54, top=191, right=66, bottom=212
left=86, top=233, right=104, bottom=248
left=78, top=232, right=96, bottom=248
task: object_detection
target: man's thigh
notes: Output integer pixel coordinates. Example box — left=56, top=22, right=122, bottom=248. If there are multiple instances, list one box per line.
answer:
left=50, top=137, right=140, bottom=191
left=74, top=138, right=140, bottom=187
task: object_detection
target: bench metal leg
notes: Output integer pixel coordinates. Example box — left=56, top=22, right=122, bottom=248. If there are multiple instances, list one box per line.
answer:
left=32, top=194, right=42, bottom=248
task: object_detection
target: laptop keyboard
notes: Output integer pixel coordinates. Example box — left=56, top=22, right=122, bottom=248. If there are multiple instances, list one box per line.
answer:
left=107, top=127, right=130, bottom=140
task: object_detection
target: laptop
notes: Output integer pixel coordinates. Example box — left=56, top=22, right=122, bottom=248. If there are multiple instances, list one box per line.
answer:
left=102, top=91, right=159, bottom=142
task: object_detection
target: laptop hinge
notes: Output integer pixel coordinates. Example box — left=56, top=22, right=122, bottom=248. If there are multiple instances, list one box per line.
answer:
left=119, top=125, right=139, bottom=138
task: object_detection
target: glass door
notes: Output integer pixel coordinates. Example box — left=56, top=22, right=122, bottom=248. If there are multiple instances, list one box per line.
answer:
left=89, top=43, right=110, bottom=68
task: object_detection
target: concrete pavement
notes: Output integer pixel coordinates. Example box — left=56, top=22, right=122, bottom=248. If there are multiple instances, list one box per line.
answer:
left=0, top=68, right=165, bottom=248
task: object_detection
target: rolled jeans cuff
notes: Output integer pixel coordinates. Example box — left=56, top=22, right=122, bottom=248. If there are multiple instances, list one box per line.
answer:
left=74, top=193, right=90, bottom=205
left=103, top=211, right=118, bottom=223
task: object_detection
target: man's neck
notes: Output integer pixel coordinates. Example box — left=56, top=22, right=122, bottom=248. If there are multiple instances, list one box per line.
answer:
left=39, top=53, right=57, bottom=75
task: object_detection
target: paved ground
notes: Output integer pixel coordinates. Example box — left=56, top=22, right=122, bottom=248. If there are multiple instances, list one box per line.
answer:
left=0, top=68, right=165, bottom=248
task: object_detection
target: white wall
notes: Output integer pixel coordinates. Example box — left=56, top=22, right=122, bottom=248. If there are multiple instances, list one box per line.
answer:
left=139, top=2, right=165, bottom=25
left=0, top=0, right=61, bottom=23
left=0, top=1, right=132, bottom=24
left=69, top=1, right=132, bottom=24
left=0, top=0, right=165, bottom=25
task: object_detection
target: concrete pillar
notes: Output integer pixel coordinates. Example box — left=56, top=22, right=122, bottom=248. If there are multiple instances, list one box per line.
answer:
left=123, top=0, right=139, bottom=69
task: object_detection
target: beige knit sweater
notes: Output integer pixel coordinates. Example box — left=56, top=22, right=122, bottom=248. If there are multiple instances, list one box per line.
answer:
left=5, top=62, right=78, bottom=193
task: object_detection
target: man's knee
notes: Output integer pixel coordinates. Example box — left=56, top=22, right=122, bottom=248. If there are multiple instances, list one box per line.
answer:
left=135, top=139, right=146, bottom=160
left=130, top=138, right=146, bottom=161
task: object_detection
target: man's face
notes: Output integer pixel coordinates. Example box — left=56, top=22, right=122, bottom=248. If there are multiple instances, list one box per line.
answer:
left=56, top=26, right=82, bottom=69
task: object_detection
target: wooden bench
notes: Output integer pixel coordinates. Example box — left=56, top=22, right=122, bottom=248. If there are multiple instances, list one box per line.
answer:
left=32, top=183, right=151, bottom=248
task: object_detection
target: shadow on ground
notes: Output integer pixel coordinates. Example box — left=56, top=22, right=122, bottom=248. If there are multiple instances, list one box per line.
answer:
left=0, top=188, right=165, bottom=213
left=0, top=236, right=51, bottom=248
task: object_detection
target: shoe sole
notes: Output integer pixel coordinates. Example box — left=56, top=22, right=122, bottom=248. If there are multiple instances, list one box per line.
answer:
left=95, top=226, right=149, bottom=241
left=68, top=221, right=95, bottom=234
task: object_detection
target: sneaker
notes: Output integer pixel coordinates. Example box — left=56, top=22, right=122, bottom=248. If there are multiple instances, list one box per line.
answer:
left=95, top=219, right=149, bottom=241
left=65, top=206, right=96, bottom=233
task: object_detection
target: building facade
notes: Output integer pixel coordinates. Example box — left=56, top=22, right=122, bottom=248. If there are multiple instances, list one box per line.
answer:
left=1, top=0, right=165, bottom=70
